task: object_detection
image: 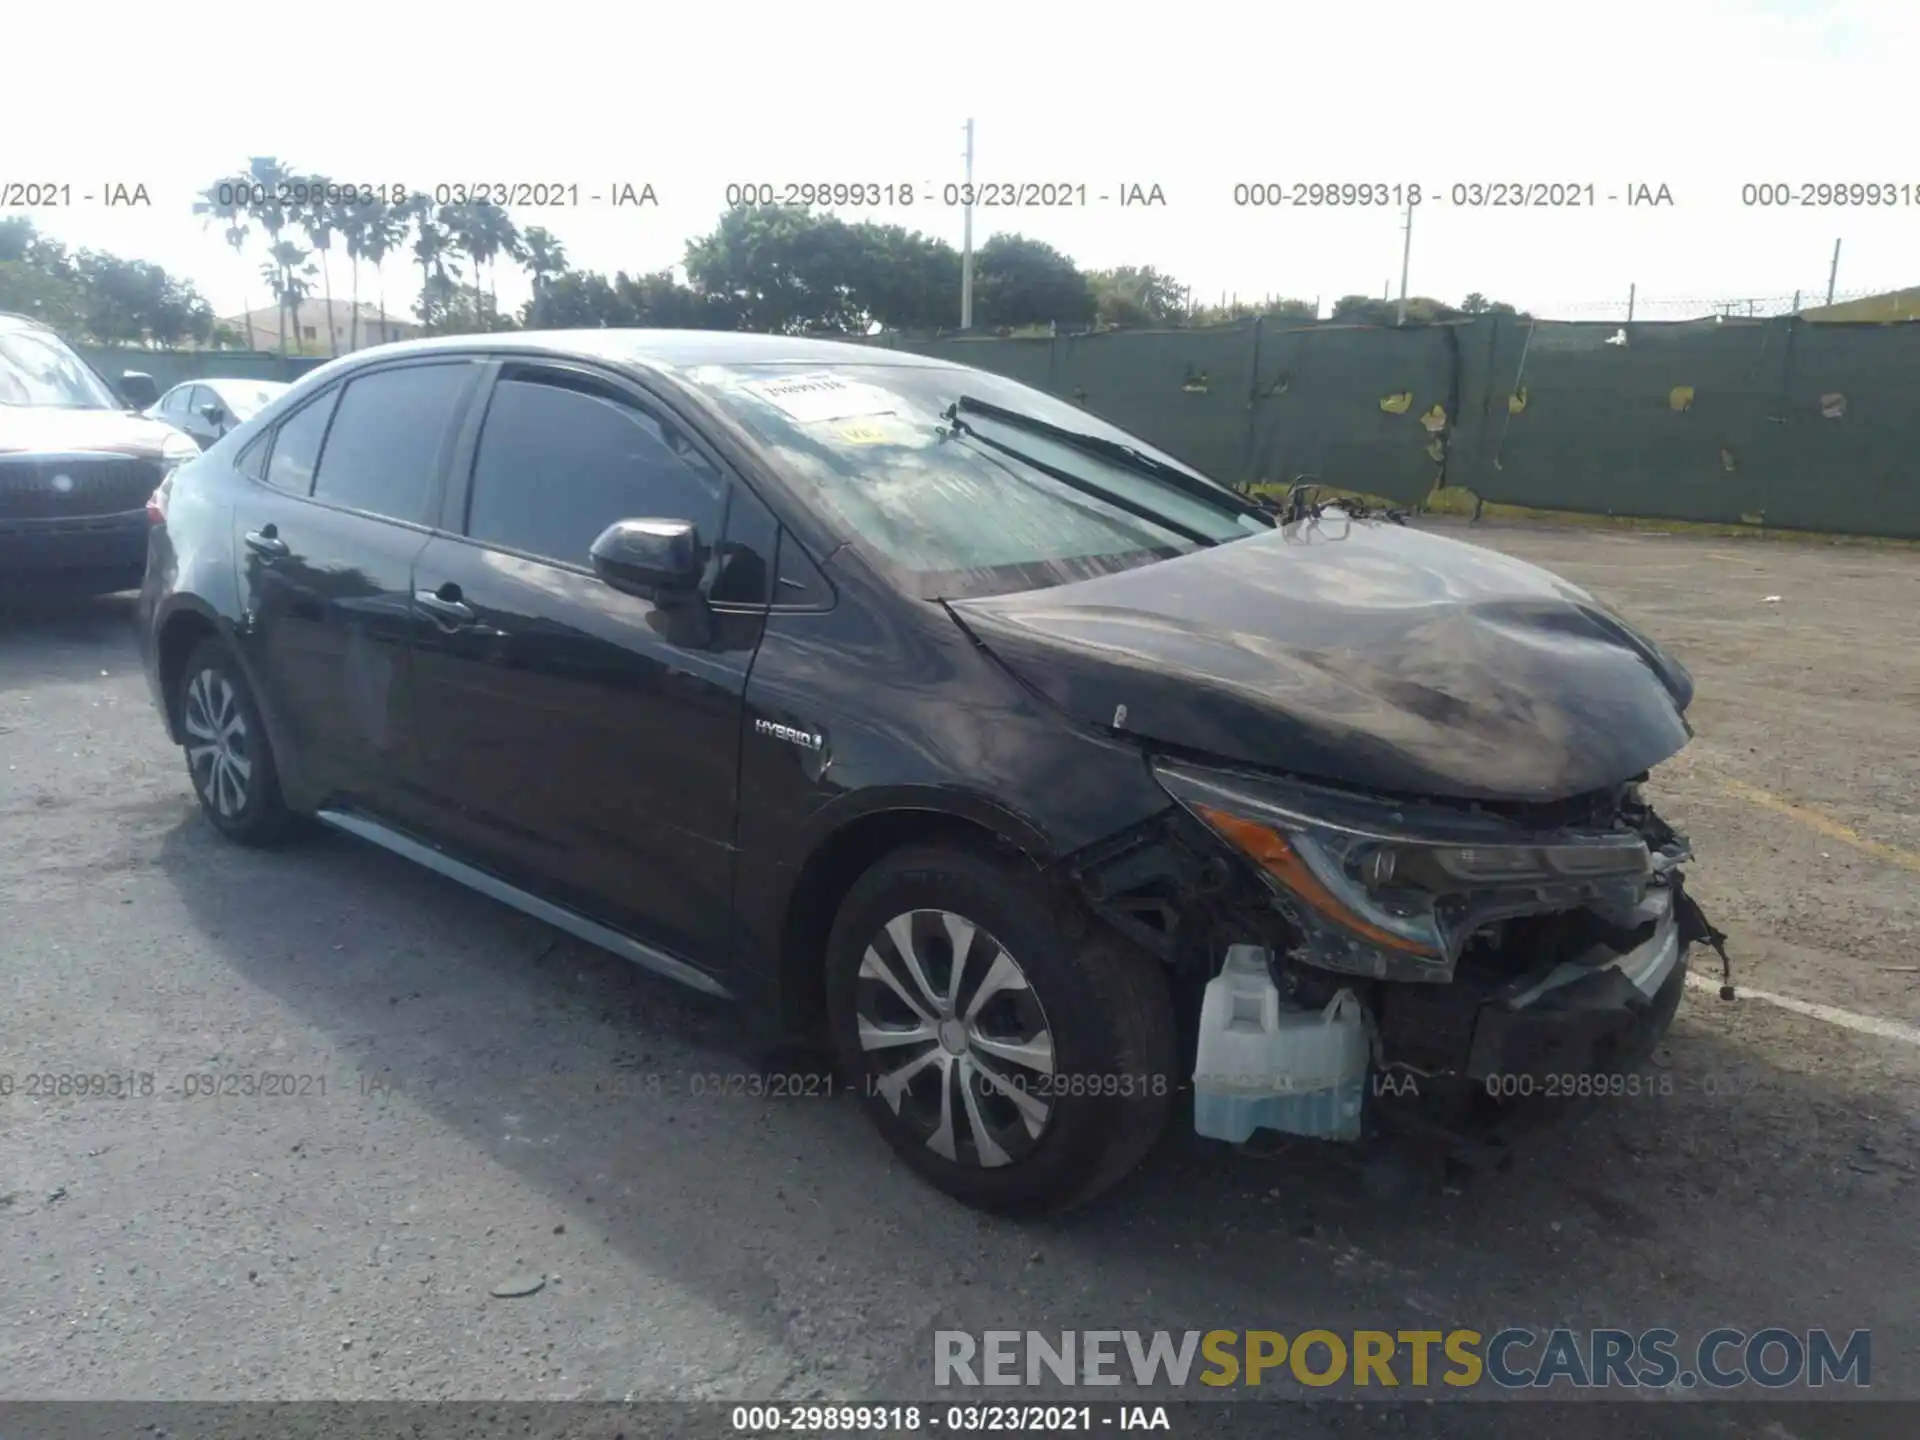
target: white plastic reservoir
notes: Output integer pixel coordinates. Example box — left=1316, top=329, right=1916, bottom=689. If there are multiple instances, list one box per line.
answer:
left=1192, top=944, right=1369, bottom=1143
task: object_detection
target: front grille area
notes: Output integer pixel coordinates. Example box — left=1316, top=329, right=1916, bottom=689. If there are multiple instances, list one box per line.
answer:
left=0, top=454, right=163, bottom=520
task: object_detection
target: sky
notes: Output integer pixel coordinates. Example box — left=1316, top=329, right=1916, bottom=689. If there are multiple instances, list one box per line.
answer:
left=8, top=0, right=1917, bottom=325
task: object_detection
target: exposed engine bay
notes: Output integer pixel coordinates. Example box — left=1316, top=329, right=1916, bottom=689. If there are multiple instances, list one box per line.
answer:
left=1066, top=762, right=1734, bottom=1158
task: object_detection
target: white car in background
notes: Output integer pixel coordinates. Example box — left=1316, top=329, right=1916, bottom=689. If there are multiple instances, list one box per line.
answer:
left=147, top=378, right=290, bottom=450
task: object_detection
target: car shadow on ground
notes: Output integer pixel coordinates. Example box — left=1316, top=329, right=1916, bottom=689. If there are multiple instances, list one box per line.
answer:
left=146, top=805, right=1915, bottom=1422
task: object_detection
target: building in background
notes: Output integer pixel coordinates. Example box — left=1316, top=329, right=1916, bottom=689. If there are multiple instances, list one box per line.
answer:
left=217, top=299, right=424, bottom=354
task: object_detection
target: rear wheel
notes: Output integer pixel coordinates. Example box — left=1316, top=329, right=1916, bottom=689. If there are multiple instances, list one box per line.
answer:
left=825, top=843, right=1178, bottom=1214
left=177, top=638, right=292, bottom=846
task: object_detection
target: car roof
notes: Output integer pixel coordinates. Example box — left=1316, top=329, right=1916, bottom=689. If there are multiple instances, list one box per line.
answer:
left=198, top=377, right=289, bottom=393
left=327, top=328, right=962, bottom=376
left=0, top=311, right=57, bottom=335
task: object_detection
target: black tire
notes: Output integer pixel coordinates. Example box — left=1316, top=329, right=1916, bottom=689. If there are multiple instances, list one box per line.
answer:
left=175, top=637, right=293, bottom=846
left=825, top=842, right=1178, bottom=1215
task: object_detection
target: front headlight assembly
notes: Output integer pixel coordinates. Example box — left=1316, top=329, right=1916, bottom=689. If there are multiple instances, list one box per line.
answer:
left=1153, top=759, right=1653, bottom=983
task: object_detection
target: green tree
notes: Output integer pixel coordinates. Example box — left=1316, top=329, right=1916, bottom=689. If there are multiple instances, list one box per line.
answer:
left=1460, top=292, right=1520, bottom=316
left=260, top=240, right=318, bottom=352
left=1330, top=294, right=1463, bottom=325
left=359, top=200, right=411, bottom=344
left=336, top=197, right=369, bottom=352
left=1186, top=295, right=1318, bottom=327
left=238, top=157, right=298, bottom=353
left=192, top=179, right=256, bottom=348
left=3, top=220, right=214, bottom=346
left=520, top=225, right=569, bottom=326
left=526, top=270, right=625, bottom=327
left=684, top=205, right=870, bottom=334
left=851, top=223, right=960, bottom=332
left=973, top=234, right=1094, bottom=329
left=0, top=223, right=84, bottom=333
left=451, top=200, right=522, bottom=322
left=299, top=175, right=340, bottom=355
left=1086, top=265, right=1187, bottom=327
left=405, top=198, right=465, bottom=332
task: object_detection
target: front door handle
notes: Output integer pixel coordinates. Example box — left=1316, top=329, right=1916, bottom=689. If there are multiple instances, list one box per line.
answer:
left=244, top=527, right=289, bottom=558
left=414, top=585, right=476, bottom=626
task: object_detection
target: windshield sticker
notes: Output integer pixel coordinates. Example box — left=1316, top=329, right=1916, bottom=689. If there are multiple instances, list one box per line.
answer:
left=743, top=373, right=901, bottom=424
left=829, top=415, right=931, bottom=448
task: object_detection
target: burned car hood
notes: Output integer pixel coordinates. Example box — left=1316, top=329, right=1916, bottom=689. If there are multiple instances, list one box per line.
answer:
left=0, top=405, right=177, bottom=459
left=947, top=517, right=1695, bottom=803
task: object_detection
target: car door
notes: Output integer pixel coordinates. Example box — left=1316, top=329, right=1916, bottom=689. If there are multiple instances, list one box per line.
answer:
left=157, top=385, right=197, bottom=441
left=175, top=385, right=216, bottom=449
left=230, top=357, right=484, bottom=823
left=197, top=385, right=237, bottom=445
left=406, top=360, right=777, bottom=970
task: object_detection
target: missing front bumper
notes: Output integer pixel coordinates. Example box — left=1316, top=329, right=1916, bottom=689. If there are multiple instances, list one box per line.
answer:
left=1190, top=886, right=1699, bottom=1149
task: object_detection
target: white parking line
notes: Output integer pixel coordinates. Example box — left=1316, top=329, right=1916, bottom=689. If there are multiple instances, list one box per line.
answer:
left=1685, top=972, right=1920, bottom=1047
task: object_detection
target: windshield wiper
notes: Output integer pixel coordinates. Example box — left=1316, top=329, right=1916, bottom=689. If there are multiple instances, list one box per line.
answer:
left=948, top=395, right=1274, bottom=528
left=941, top=405, right=1221, bottom=548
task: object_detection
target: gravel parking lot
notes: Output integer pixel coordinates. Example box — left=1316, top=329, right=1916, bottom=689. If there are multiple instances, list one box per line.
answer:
left=2, top=520, right=1916, bottom=1437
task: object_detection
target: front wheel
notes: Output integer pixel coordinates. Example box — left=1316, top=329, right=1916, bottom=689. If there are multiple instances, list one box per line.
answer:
left=825, top=843, right=1178, bottom=1214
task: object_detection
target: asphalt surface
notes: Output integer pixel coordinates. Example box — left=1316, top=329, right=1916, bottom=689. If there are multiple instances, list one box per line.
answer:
left=3, top=521, right=1916, bottom=1440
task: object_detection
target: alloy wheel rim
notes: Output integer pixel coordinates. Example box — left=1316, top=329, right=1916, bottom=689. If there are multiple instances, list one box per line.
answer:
left=854, top=909, right=1056, bottom=1168
left=183, top=668, right=251, bottom=819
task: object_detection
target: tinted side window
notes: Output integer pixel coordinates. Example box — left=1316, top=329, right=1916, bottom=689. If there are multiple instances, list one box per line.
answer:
left=263, top=389, right=339, bottom=494
left=311, top=363, right=471, bottom=524
left=160, top=387, right=186, bottom=416
left=464, top=375, right=726, bottom=566
left=237, top=431, right=271, bottom=482
left=711, top=480, right=777, bottom=606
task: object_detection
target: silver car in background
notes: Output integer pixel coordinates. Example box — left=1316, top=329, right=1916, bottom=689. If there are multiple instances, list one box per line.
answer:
left=147, top=378, right=290, bottom=450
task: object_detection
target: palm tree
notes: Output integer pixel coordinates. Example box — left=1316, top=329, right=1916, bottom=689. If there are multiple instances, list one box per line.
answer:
left=239, top=157, right=296, bottom=353
left=406, top=198, right=463, bottom=333
left=336, top=198, right=368, bottom=352
left=299, top=175, right=340, bottom=356
left=446, top=200, right=522, bottom=330
left=360, top=200, right=411, bottom=345
left=192, top=181, right=255, bottom=349
left=260, top=240, right=317, bottom=353
left=521, top=226, right=569, bottom=327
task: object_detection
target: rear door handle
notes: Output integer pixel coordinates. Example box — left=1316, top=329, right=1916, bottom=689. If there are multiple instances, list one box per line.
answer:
left=414, top=586, right=476, bottom=626
left=244, top=528, right=288, bottom=558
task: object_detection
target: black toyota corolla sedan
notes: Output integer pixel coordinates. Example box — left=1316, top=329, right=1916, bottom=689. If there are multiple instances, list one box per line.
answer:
left=136, top=330, right=1728, bottom=1213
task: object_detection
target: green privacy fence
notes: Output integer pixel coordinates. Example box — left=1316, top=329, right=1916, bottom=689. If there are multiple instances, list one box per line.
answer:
left=81, top=321, right=1920, bottom=539
left=864, top=315, right=1920, bottom=540
left=79, top=347, right=328, bottom=395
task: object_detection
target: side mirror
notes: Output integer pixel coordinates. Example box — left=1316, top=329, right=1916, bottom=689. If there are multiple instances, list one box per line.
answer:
left=589, top=518, right=703, bottom=600
left=119, top=372, right=159, bottom=410
left=199, top=403, right=227, bottom=425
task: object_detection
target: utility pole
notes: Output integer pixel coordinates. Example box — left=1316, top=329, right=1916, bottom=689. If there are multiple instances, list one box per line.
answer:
left=1825, top=238, right=1841, bottom=306
left=1395, top=202, right=1414, bottom=325
left=1626, top=283, right=1636, bottom=323
left=960, top=119, right=976, bottom=330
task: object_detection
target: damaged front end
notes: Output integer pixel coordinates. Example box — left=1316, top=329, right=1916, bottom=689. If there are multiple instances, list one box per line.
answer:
left=1069, top=759, right=1733, bottom=1162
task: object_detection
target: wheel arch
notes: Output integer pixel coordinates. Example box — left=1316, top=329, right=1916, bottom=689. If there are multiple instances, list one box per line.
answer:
left=153, top=599, right=227, bottom=743
left=774, top=792, right=1056, bottom=1037
left=153, top=600, right=305, bottom=806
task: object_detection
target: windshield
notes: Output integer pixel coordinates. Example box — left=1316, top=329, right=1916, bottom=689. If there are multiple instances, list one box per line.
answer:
left=219, top=382, right=288, bottom=421
left=685, top=360, right=1267, bottom=596
left=0, top=325, right=122, bottom=409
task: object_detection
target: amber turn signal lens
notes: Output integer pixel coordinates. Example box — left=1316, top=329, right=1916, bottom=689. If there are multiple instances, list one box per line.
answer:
left=1194, top=803, right=1439, bottom=957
